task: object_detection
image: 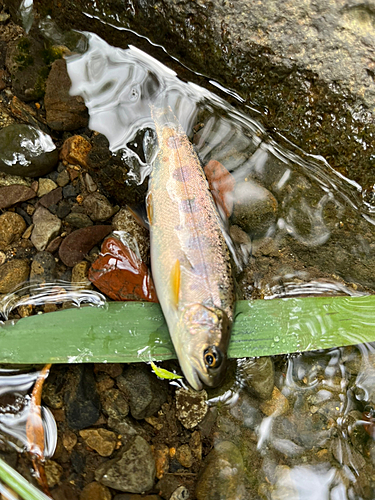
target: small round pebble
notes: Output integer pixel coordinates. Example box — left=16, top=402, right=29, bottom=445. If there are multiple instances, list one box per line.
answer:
left=80, top=481, right=112, bottom=500
left=0, top=259, right=30, bottom=293
left=0, top=212, right=26, bottom=249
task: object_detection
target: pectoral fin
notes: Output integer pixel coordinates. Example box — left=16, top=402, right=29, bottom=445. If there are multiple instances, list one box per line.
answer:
left=146, top=192, right=153, bottom=226
left=171, top=259, right=181, bottom=308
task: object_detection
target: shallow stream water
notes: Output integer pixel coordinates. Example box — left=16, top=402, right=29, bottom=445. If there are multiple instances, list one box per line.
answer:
left=1, top=7, right=375, bottom=500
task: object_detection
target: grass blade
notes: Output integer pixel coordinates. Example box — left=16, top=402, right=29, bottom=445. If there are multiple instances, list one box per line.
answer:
left=0, top=457, right=50, bottom=500
left=0, top=296, right=375, bottom=363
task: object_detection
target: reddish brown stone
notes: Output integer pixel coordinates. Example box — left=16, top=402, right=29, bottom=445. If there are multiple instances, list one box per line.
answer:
left=0, top=184, right=36, bottom=209
left=59, top=225, right=112, bottom=267
left=204, top=159, right=235, bottom=217
left=88, top=237, right=157, bottom=302
left=39, top=187, right=63, bottom=208
left=59, top=135, right=91, bottom=169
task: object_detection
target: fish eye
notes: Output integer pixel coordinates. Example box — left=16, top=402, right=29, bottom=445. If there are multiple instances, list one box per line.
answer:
left=204, top=346, right=222, bottom=369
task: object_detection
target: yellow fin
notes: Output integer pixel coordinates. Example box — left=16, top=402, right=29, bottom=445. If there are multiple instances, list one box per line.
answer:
left=146, top=192, right=153, bottom=225
left=171, top=259, right=181, bottom=308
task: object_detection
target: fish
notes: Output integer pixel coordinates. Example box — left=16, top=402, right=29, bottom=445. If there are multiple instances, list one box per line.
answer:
left=148, top=106, right=235, bottom=390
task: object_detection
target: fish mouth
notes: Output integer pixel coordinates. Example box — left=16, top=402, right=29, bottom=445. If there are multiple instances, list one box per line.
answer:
left=182, top=364, right=204, bottom=391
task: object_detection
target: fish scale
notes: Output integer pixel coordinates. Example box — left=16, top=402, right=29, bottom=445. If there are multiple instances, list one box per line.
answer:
left=148, top=107, right=235, bottom=390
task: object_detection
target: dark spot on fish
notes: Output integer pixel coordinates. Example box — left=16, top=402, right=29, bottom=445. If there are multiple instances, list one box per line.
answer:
left=167, top=135, right=183, bottom=150
left=179, top=198, right=198, bottom=213
left=173, top=166, right=191, bottom=182
left=186, top=235, right=209, bottom=250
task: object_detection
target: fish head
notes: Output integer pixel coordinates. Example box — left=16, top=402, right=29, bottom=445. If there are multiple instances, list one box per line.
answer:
left=175, top=304, right=231, bottom=391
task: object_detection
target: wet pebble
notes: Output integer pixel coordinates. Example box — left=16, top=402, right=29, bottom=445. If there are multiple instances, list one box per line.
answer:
left=176, top=444, right=193, bottom=468
left=117, top=365, right=167, bottom=420
left=60, top=135, right=92, bottom=168
left=83, top=192, right=116, bottom=221
left=0, top=124, right=58, bottom=177
left=39, top=187, right=63, bottom=209
left=31, top=206, right=61, bottom=251
left=37, top=178, right=58, bottom=197
left=62, top=430, right=77, bottom=452
left=45, top=459, right=63, bottom=488
left=58, top=225, right=112, bottom=267
left=62, top=183, right=79, bottom=199
left=100, top=388, right=129, bottom=420
left=195, top=441, right=244, bottom=500
left=30, top=251, right=57, bottom=284
left=80, top=482, right=112, bottom=500
left=0, top=184, right=36, bottom=209
left=95, top=435, right=156, bottom=493
left=56, top=169, right=70, bottom=187
left=112, top=208, right=150, bottom=263
left=0, top=212, right=26, bottom=250
left=71, top=260, right=91, bottom=288
left=44, top=59, right=89, bottom=131
left=231, top=179, right=278, bottom=237
left=88, top=236, right=157, bottom=302
left=152, top=443, right=169, bottom=479
left=64, top=365, right=101, bottom=430
left=0, top=259, right=30, bottom=293
left=79, top=428, right=117, bottom=457
left=175, top=387, right=208, bottom=429
left=170, top=486, right=190, bottom=500
left=238, top=357, right=275, bottom=400
left=259, top=387, right=289, bottom=416
left=65, top=212, right=93, bottom=228
left=56, top=199, right=72, bottom=218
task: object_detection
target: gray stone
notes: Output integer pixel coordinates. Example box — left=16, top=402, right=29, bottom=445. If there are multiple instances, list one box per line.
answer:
left=101, top=388, right=129, bottom=420
left=95, top=435, right=156, bottom=493
left=30, top=251, right=57, bottom=284
left=112, top=208, right=150, bottom=263
left=0, top=124, right=58, bottom=178
left=195, top=441, right=245, bottom=500
left=31, top=206, right=61, bottom=251
left=117, top=365, right=167, bottom=420
left=0, top=212, right=26, bottom=250
left=65, top=212, right=93, bottom=228
left=83, top=192, right=115, bottom=222
left=231, top=180, right=278, bottom=237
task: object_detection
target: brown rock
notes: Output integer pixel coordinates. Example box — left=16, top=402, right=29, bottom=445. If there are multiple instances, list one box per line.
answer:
left=80, top=428, right=117, bottom=457
left=37, top=178, right=58, bottom=197
left=176, top=444, right=194, bottom=468
left=80, top=482, right=111, bottom=500
left=204, top=159, right=235, bottom=217
left=44, top=459, right=63, bottom=488
left=260, top=387, right=289, bottom=416
left=152, top=444, right=169, bottom=479
left=59, top=225, right=112, bottom=267
left=71, top=260, right=91, bottom=288
left=39, top=187, right=63, bottom=208
left=0, top=259, right=30, bottom=293
left=31, top=206, right=62, bottom=251
left=0, top=184, right=36, bottom=209
left=60, top=135, right=92, bottom=168
left=44, top=59, right=89, bottom=131
left=0, top=212, right=26, bottom=249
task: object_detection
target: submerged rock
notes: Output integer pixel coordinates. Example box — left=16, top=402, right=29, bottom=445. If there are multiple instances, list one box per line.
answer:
left=0, top=124, right=58, bottom=178
left=95, top=435, right=156, bottom=493
left=195, top=441, right=245, bottom=500
left=58, top=225, right=112, bottom=267
left=0, top=184, right=36, bottom=209
left=0, top=258, right=30, bottom=293
left=30, top=250, right=57, bottom=284
left=175, top=387, right=208, bottom=429
left=237, top=357, right=275, bottom=400
left=0, top=211, right=26, bottom=250
left=44, top=59, right=89, bottom=131
left=231, top=180, right=278, bottom=237
left=117, top=364, right=167, bottom=420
